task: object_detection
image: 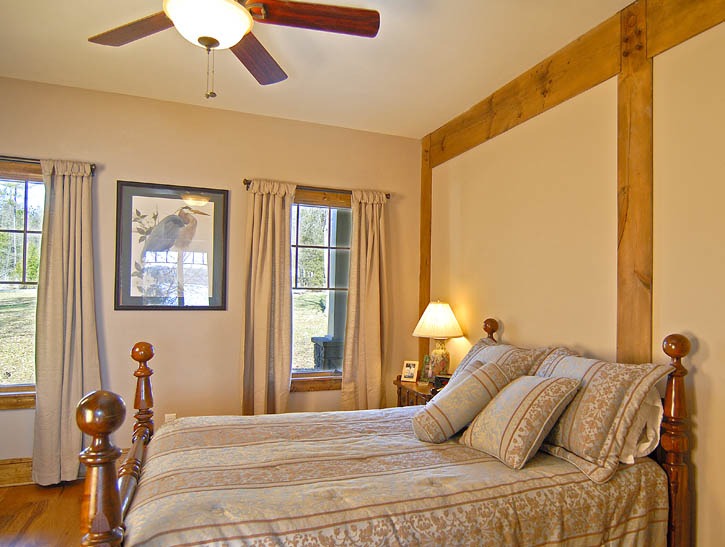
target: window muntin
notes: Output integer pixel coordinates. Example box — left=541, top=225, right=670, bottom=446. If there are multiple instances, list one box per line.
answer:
left=0, top=177, right=44, bottom=387
left=291, top=203, right=351, bottom=375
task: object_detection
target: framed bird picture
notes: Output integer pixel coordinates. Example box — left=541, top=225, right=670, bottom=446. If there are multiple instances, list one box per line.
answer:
left=114, top=180, right=228, bottom=310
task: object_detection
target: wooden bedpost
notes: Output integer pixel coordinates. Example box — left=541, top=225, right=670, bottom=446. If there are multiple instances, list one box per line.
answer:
left=118, top=342, right=155, bottom=518
left=661, top=333, right=691, bottom=547
left=130, top=342, right=155, bottom=441
left=77, top=341, right=156, bottom=544
left=483, top=318, right=499, bottom=341
left=77, top=390, right=126, bottom=546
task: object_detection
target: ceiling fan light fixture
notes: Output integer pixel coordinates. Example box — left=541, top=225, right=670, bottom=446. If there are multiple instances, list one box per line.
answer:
left=163, top=0, right=253, bottom=50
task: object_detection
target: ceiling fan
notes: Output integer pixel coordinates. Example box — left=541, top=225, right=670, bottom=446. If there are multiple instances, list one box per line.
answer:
left=89, top=0, right=380, bottom=86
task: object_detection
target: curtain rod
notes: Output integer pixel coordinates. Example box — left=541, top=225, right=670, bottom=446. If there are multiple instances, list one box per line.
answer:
left=243, top=179, right=390, bottom=199
left=0, top=155, right=96, bottom=174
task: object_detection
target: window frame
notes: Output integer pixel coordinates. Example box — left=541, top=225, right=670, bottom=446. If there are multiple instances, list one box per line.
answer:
left=290, top=188, right=351, bottom=392
left=0, top=159, right=43, bottom=409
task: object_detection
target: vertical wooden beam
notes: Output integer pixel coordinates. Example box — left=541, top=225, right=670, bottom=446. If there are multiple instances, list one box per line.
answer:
left=617, top=0, right=653, bottom=363
left=418, top=135, right=433, bottom=364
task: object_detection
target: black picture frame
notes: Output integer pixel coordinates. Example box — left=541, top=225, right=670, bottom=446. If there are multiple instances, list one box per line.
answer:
left=114, top=180, right=228, bottom=310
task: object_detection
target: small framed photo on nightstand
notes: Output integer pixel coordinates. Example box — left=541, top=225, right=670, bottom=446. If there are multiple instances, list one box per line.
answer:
left=401, top=360, right=419, bottom=382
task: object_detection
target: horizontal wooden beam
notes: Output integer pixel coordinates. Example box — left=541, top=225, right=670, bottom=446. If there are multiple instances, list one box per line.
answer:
left=648, top=0, right=725, bottom=58
left=428, top=13, right=621, bottom=168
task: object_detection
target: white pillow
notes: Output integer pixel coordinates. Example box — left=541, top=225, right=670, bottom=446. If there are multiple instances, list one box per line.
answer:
left=619, top=387, right=663, bottom=463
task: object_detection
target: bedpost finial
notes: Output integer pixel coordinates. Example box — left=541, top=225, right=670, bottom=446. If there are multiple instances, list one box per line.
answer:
left=76, top=390, right=126, bottom=437
left=483, top=318, right=499, bottom=340
left=663, top=334, right=690, bottom=360
left=131, top=341, right=154, bottom=364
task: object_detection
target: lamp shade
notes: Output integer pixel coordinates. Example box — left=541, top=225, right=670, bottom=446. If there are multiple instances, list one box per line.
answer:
left=412, top=301, right=463, bottom=339
left=163, top=0, right=253, bottom=49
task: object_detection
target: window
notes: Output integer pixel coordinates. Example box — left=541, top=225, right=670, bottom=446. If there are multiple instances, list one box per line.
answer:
left=290, top=190, right=351, bottom=390
left=0, top=160, right=44, bottom=408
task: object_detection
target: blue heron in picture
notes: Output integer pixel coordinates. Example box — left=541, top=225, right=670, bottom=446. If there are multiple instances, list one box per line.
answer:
left=141, top=206, right=209, bottom=257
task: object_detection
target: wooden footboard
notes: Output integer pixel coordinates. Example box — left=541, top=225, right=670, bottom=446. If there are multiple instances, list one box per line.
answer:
left=76, top=328, right=692, bottom=546
left=76, top=342, right=155, bottom=546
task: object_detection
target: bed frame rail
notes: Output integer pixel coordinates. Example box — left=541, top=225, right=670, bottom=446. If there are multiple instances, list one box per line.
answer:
left=76, top=342, right=155, bottom=547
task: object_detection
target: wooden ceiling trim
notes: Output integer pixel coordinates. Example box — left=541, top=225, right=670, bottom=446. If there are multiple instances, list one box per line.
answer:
left=647, top=0, right=725, bottom=58
left=617, top=0, right=654, bottom=364
left=427, top=13, right=621, bottom=168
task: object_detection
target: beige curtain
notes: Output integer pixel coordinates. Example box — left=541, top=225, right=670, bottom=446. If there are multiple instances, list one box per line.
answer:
left=241, top=179, right=295, bottom=415
left=33, top=160, right=101, bottom=485
left=341, top=190, right=389, bottom=410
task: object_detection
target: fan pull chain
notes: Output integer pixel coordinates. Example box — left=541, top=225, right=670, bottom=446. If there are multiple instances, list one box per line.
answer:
left=205, top=47, right=217, bottom=99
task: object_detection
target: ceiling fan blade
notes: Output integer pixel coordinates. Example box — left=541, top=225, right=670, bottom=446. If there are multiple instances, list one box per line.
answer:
left=89, top=12, right=173, bottom=46
left=230, top=33, right=288, bottom=85
left=249, top=1, right=380, bottom=37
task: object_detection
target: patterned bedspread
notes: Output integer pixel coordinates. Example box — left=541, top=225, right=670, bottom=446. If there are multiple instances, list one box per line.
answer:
left=124, top=406, right=667, bottom=546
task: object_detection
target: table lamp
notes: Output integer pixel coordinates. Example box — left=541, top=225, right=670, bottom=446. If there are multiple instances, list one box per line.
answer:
left=412, top=301, right=463, bottom=377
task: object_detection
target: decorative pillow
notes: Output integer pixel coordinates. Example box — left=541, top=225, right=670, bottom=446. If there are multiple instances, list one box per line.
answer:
left=534, top=353, right=673, bottom=483
left=450, top=342, right=574, bottom=389
left=619, top=387, right=664, bottom=463
left=460, top=376, right=580, bottom=469
left=412, top=362, right=512, bottom=443
left=448, top=338, right=497, bottom=384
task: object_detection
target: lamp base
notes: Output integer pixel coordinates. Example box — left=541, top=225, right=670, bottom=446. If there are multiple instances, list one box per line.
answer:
left=429, top=339, right=450, bottom=377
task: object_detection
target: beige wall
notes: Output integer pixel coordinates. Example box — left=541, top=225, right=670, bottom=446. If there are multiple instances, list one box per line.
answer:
left=0, top=77, right=420, bottom=457
left=432, top=22, right=724, bottom=547
left=432, top=78, right=617, bottom=362
left=653, top=23, right=725, bottom=547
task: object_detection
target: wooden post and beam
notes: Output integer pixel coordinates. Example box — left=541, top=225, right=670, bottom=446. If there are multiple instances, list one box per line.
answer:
left=419, top=0, right=725, bottom=363
left=617, top=1, right=653, bottom=363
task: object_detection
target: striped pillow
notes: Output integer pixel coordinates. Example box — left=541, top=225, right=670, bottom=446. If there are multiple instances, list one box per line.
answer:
left=450, top=343, right=575, bottom=389
left=460, top=376, right=580, bottom=469
left=412, top=362, right=512, bottom=443
left=533, top=352, right=673, bottom=483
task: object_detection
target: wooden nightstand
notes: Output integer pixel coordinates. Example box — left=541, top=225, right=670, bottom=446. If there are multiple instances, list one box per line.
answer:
left=393, top=375, right=435, bottom=406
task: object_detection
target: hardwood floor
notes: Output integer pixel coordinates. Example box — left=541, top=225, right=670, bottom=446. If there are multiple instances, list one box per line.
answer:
left=0, top=480, right=82, bottom=546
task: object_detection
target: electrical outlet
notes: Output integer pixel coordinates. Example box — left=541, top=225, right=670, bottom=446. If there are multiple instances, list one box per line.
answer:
left=165, top=413, right=177, bottom=423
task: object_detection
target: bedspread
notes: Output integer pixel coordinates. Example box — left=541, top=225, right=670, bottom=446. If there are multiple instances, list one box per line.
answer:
left=124, top=406, right=667, bottom=546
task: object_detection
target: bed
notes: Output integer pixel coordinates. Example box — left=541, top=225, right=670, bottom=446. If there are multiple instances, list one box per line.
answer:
left=76, top=319, right=691, bottom=546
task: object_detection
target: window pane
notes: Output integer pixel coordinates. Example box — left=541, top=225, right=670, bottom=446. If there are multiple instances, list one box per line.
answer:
left=0, top=180, right=25, bottom=230
left=297, top=247, right=327, bottom=288
left=26, top=233, right=42, bottom=282
left=0, top=285, right=37, bottom=385
left=298, top=206, right=328, bottom=246
left=27, top=182, right=45, bottom=231
left=292, top=289, right=329, bottom=371
left=0, top=232, right=24, bottom=282
left=330, top=208, right=352, bottom=247
left=329, top=249, right=349, bottom=288
left=290, top=204, right=297, bottom=243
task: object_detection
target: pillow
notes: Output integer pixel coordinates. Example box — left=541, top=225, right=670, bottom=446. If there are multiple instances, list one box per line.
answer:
left=450, top=342, right=574, bottom=389
left=460, top=376, right=580, bottom=469
left=619, top=387, right=663, bottom=463
left=534, top=353, right=673, bottom=483
left=412, top=362, right=512, bottom=443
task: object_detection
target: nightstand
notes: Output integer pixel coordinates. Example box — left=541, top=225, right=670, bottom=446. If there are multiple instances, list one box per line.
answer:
left=393, top=375, right=435, bottom=406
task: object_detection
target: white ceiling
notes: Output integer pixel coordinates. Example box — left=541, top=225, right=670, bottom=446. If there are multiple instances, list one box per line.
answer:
left=0, top=1, right=631, bottom=139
